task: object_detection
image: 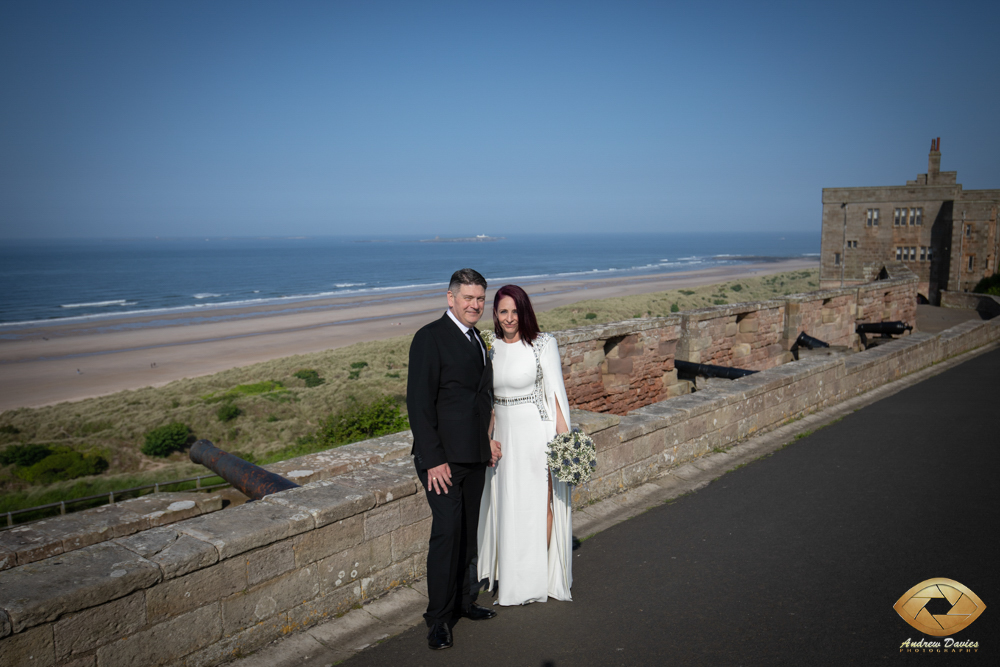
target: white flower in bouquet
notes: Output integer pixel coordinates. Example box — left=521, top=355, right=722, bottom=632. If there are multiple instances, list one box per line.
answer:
left=546, top=429, right=597, bottom=485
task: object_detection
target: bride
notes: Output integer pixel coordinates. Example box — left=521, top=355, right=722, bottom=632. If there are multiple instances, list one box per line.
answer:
left=477, top=284, right=573, bottom=605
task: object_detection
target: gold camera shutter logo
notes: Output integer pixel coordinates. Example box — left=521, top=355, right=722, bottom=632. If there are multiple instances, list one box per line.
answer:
left=893, top=578, right=986, bottom=637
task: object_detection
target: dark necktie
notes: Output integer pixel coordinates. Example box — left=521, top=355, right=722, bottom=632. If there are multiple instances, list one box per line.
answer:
left=466, top=329, right=484, bottom=365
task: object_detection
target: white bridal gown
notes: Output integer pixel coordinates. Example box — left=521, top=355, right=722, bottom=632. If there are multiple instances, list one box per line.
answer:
left=477, top=333, right=573, bottom=605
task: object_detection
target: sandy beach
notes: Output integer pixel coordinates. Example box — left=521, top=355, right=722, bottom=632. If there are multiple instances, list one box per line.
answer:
left=0, top=259, right=817, bottom=412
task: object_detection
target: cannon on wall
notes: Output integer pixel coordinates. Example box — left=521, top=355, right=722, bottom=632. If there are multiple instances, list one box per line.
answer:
left=856, top=321, right=913, bottom=349
left=675, top=359, right=758, bottom=380
left=189, top=439, right=299, bottom=500
left=790, top=331, right=830, bottom=360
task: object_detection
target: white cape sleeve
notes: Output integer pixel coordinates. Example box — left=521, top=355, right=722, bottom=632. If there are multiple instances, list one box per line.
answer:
left=539, top=334, right=573, bottom=600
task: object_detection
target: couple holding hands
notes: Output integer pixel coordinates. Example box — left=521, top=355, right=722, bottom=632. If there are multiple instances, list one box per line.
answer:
left=407, top=268, right=574, bottom=650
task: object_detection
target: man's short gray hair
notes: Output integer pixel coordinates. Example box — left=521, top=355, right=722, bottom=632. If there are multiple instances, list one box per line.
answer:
left=448, top=268, right=487, bottom=293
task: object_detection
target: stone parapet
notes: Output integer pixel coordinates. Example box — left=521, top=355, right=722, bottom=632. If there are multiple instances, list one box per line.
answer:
left=0, top=492, right=223, bottom=572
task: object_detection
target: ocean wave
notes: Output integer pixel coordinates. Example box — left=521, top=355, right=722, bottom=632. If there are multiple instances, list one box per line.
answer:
left=334, top=282, right=366, bottom=288
left=61, top=299, right=130, bottom=309
left=193, top=293, right=223, bottom=299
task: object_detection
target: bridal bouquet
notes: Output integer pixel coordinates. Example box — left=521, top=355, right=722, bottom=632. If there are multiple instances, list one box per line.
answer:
left=547, top=429, right=597, bottom=485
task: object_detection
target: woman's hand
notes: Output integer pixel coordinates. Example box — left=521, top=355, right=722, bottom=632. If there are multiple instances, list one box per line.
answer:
left=489, top=439, right=502, bottom=467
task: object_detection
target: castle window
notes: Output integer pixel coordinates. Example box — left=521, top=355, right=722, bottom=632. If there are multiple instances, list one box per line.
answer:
left=965, top=224, right=972, bottom=237
left=910, top=246, right=917, bottom=260
left=894, top=209, right=902, bottom=226
left=895, top=247, right=902, bottom=260
left=914, top=208, right=923, bottom=225
left=867, top=209, right=880, bottom=226
left=847, top=240, right=858, bottom=249
left=968, top=255, right=975, bottom=271
left=834, top=252, right=841, bottom=266
left=920, top=247, right=926, bottom=261
left=927, top=247, right=933, bottom=261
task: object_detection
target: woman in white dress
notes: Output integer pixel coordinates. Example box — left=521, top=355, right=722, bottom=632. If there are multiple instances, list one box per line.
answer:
left=477, top=284, right=573, bottom=605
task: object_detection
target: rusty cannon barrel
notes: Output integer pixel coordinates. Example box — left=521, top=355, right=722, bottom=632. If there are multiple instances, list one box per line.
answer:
left=855, top=321, right=913, bottom=348
left=794, top=331, right=830, bottom=349
left=675, top=359, right=758, bottom=380
left=189, top=439, right=299, bottom=500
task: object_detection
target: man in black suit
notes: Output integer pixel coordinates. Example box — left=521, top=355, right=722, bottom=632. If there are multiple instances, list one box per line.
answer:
left=407, top=268, right=501, bottom=650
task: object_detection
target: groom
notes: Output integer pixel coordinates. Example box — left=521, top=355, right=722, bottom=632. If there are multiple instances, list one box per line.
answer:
left=407, top=268, right=500, bottom=650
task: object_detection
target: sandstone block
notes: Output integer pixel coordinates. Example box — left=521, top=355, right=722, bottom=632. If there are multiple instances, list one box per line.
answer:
left=732, top=343, right=751, bottom=358
left=368, top=555, right=417, bottom=596
left=124, top=491, right=223, bottom=527
left=396, top=492, right=432, bottom=526
left=657, top=339, right=677, bottom=357
left=263, top=480, right=375, bottom=528
left=605, top=357, right=633, bottom=375
left=95, top=603, right=221, bottom=667
left=0, top=546, right=12, bottom=572
left=247, top=541, right=295, bottom=586
left=0, top=521, right=64, bottom=567
left=316, top=534, right=392, bottom=595
left=285, top=584, right=358, bottom=630
left=221, top=566, right=320, bottom=634
left=0, top=623, right=54, bottom=667
left=115, top=527, right=218, bottom=580
left=145, top=557, right=245, bottom=624
left=176, top=499, right=313, bottom=560
left=0, top=541, right=160, bottom=634
left=292, top=515, right=365, bottom=566
left=724, top=322, right=738, bottom=337
left=391, top=517, right=431, bottom=562
left=53, top=590, right=145, bottom=659
left=335, top=464, right=417, bottom=505
left=183, top=613, right=287, bottom=667
left=739, top=318, right=759, bottom=333
left=364, top=503, right=402, bottom=540
left=582, top=349, right=605, bottom=369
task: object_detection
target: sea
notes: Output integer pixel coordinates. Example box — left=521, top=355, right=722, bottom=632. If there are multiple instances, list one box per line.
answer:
left=0, top=232, right=818, bottom=331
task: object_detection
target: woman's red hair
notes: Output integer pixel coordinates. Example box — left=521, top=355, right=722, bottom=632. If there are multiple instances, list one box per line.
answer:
left=493, top=284, right=540, bottom=345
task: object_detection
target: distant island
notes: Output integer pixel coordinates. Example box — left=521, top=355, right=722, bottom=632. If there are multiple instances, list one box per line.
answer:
left=418, top=235, right=505, bottom=243
left=355, top=235, right=505, bottom=244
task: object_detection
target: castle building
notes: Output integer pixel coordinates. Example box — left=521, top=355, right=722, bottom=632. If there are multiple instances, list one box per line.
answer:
left=819, top=139, right=999, bottom=302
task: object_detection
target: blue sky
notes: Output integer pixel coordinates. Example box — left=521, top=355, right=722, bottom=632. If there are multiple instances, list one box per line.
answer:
left=1, top=0, right=997, bottom=238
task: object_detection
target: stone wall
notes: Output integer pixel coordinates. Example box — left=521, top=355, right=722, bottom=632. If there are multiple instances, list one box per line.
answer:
left=556, top=318, right=683, bottom=415
left=557, top=276, right=918, bottom=415
left=940, top=290, right=1000, bottom=319
left=675, top=301, right=787, bottom=370
left=3, top=314, right=997, bottom=667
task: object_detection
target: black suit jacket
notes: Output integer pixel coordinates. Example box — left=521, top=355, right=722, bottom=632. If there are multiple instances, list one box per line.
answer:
left=407, top=313, right=493, bottom=470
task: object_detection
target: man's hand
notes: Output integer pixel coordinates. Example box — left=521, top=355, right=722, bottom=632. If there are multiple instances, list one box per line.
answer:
left=426, top=463, right=452, bottom=495
left=489, top=439, right=502, bottom=467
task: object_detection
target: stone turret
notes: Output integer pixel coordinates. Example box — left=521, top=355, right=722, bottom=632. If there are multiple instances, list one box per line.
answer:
left=928, top=137, right=941, bottom=180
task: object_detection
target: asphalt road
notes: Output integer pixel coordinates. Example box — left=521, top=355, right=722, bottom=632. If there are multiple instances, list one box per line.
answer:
left=342, top=347, right=1000, bottom=666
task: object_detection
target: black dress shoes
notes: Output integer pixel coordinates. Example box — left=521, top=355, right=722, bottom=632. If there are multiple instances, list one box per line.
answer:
left=461, top=603, right=497, bottom=621
left=427, top=622, right=453, bottom=650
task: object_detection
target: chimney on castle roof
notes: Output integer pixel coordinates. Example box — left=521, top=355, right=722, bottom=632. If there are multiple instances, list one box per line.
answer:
left=928, top=136, right=941, bottom=177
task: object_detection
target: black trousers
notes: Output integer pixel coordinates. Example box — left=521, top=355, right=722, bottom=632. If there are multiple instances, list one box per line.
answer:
left=416, top=460, right=487, bottom=627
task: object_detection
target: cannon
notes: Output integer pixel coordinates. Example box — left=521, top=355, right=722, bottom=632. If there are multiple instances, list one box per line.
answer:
left=674, top=359, right=758, bottom=380
left=790, top=331, right=830, bottom=360
left=189, top=439, right=299, bottom=500
left=856, top=321, right=913, bottom=348
left=793, top=331, right=829, bottom=350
